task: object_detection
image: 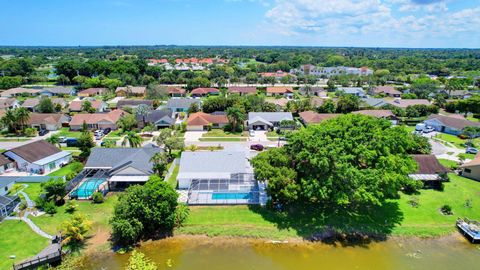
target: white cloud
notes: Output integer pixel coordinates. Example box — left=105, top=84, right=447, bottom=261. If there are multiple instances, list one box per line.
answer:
left=261, top=0, right=480, bottom=46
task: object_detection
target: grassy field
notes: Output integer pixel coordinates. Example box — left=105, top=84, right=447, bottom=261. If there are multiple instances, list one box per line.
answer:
left=459, top=153, right=476, bottom=160
left=48, top=162, right=83, bottom=177
left=0, top=138, right=31, bottom=142
left=57, top=127, right=82, bottom=138
left=32, top=195, right=118, bottom=236
left=0, top=220, right=51, bottom=270
left=178, top=174, right=480, bottom=239
left=438, top=159, right=458, bottom=170
left=202, top=130, right=248, bottom=137
left=167, top=165, right=179, bottom=188
left=199, top=138, right=247, bottom=142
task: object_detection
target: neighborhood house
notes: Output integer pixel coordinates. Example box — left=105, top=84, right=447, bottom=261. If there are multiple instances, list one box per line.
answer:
left=186, top=112, right=228, bottom=131
left=248, top=112, right=294, bottom=130
left=69, top=110, right=127, bottom=130
left=424, top=114, right=480, bottom=136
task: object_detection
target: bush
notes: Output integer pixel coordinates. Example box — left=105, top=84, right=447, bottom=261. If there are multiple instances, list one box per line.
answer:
left=19, top=202, right=27, bottom=211
left=23, top=127, right=37, bottom=137
left=44, top=200, right=57, bottom=215
left=92, top=192, right=104, bottom=204
left=65, top=200, right=78, bottom=213
left=408, top=196, right=419, bottom=208
left=174, top=203, right=190, bottom=226
left=440, top=204, right=453, bottom=215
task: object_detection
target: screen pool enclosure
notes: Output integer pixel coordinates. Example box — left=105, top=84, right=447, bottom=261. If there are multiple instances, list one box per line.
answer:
left=68, top=169, right=109, bottom=200
left=187, top=173, right=265, bottom=205
left=70, top=178, right=106, bottom=199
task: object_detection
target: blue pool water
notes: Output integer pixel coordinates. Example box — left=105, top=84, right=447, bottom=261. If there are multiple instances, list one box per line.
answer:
left=212, top=192, right=252, bottom=200
left=73, top=178, right=105, bottom=199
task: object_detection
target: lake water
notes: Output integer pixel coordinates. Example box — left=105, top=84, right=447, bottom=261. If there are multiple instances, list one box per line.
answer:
left=81, top=235, right=480, bottom=270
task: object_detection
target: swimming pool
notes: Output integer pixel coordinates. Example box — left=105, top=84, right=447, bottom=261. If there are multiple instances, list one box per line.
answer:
left=72, top=178, right=105, bottom=199
left=211, top=192, right=252, bottom=200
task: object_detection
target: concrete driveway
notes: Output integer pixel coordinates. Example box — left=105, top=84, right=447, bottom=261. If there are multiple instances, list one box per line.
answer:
left=184, top=131, right=206, bottom=142
left=249, top=131, right=267, bottom=142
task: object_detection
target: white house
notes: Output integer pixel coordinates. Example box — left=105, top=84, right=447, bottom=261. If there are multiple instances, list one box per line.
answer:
left=424, top=114, right=480, bottom=136
left=4, top=140, right=72, bottom=175
left=247, top=112, right=294, bottom=130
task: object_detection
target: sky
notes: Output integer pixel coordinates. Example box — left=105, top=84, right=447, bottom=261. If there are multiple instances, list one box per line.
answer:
left=0, top=0, right=479, bottom=48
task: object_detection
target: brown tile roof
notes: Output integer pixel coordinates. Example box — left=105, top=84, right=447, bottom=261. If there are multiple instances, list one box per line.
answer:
left=7, top=140, right=61, bottom=163
left=228, top=86, right=257, bottom=94
left=266, top=87, right=293, bottom=94
left=27, top=113, right=66, bottom=125
left=167, top=87, right=186, bottom=95
left=427, top=114, right=480, bottom=130
left=191, top=88, right=219, bottom=95
left=266, top=98, right=289, bottom=107
left=373, top=86, right=402, bottom=95
left=299, top=111, right=340, bottom=124
left=353, top=110, right=396, bottom=118
left=461, top=153, right=480, bottom=168
left=21, top=98, right=40, bottom=108
left=69, top=100, right=104, bottom=111
left=0, top=98, right=17, bottom=109
left=411, top=155, right=449, bottom=174
left=0, top=154, right=13, bottom=166
left=78, top=88, right=107, bottom=96
left=1, top=87, right=40, bottom=97
left=69, top=110, right=127, bottom=126
left=386, top=99, right=431, bottom=108
left=187, top=112, right=228, bottom=126
left=115, top=86, right=147, bottom=95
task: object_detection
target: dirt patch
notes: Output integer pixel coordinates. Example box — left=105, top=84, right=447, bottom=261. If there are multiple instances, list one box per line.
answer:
left=85, top=228, right=111, bottom=252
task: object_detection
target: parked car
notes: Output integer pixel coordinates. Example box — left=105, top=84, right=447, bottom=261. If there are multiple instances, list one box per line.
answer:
left=66, top=138, right=79, bottom=147
left=466, top=147, right=479, bottom=154
left=38, top=129, right=49, bottom=136
left=250, top=144, right=264, bottom=151
left=58, top=136, right=67, bottom=143
left=249, top=129, right=255, bottom=137
left=422, top=126, right=435, bottom=133
left=103, top=128, right=111, bottom=135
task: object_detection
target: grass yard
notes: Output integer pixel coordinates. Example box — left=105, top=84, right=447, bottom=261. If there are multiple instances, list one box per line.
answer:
left=32, top=195, right=118, bottom=236
left=0, top=220, right=51, bottom=270
left=199, top=137, right=247, bottom=142
left=202, top=130, right=248, bottom=137
left=48, top=161, right=83, bottom=177
left=0, top=138, right=31, bottom=142
left=458, top=153, right=476, bottom=160
left=177, top=174, right=480, bottom=239
left=57, top=127, right=83, bottom=138
left=438, top=159, right=459, bottom=170
left=466, top=116, right=480, bottom=122
left=167, top=165, right=179, bottom=188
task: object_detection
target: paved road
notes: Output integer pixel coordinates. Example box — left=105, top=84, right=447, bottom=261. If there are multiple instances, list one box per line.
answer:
left=0, top=130, right=59, bottom=150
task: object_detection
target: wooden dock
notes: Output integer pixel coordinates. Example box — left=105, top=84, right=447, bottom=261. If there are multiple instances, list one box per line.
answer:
left=457, top=218, right=480, bottom=243
left=13, top=236, right=63, bottom=270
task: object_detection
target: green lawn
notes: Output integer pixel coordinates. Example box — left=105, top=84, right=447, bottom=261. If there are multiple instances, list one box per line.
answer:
left=0, top=138, right=30, bottom=142
left=167, top=165, right=179, bottom=188
left=434, top=133, right=467, bottom=149
left=57, top=127, right=82, bottom=138
left=105, top=130, right=124, bottom=138
left=202, top=130, right=248, bottom=137
left=266, top=131, right=279, bottom=138
left=466, top=116, right=480, bottom=122
left=0, top=220, right=51, bottom=270
left=32, top=195, right=118, bottom=236
left=458, top=153, right=476, bottom=160
left=199, top=138, right=247, bottom=142
left=438, top=159, right=458, bottom=170
left=48, top=162, right=83, bottom=177
left=178, top=174, right=480, bottom=239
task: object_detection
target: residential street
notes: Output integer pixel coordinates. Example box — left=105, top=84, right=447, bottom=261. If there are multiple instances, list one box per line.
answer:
left=0, top=130, right=59, bottom=150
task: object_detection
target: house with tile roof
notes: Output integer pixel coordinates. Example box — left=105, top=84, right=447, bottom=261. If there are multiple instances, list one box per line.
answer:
left=228, top=86, right=257, bottom=96
left=299, top=111, right=340, bottom=126
left=460, top=154, right=480, bottom=181
left=370, top=86, right=402, bottom=97
left=167, top=87, right=186, bottom=98
left=190, top=88, right=219, bottom=98
left=186, top=112, right=228, bottom=131
left=266, top=87, right=294, bottom=99
left=0, top=98, right=20, bottom=110
left=4, top=140, right=72, bottom=174
left=386, top=99, right=431, bottom=108
left=69, top=110, right=127, bottom=130
left=69, top=100, right=107, bottom=113
left=77, top=88, right=108, bottom=97
left=27, top=113, right=69, bottom=131
left=424, top=114, right=480, bottom=136
left=115, top=86, right=147, bottom=97
left=1, top=87, right=40, bottom=97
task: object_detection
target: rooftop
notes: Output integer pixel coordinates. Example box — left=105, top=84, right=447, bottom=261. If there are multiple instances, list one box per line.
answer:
left=6, top=140, right=62, bottom=163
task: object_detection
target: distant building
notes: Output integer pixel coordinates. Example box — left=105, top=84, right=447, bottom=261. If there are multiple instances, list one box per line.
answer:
left=266, top=87, right=294, bottom=99
left=115, top=86, right=147, bottom=97
left=460, top=154, right=480, bottom=181
left=371, top=86, right=402, bottom=98
left=424, top=114, right=480, bottom=136
left=299, top=111, right=340, bottom=126
left=338, top=87, right=366, bottom=98
left=186, top=112, right=228, bottom=131
left=291, top=65, right=373, bottom=77
left=248, top=112, right=293, bottom=130
left=228, top=86, right=257, bottom=96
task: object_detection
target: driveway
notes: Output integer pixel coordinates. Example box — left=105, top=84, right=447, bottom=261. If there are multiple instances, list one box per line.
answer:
left=0, top=130, right=59, bottom=150
left=184, top=131, right=206, bottom=142
left=249, top=131, right=267, bottom=142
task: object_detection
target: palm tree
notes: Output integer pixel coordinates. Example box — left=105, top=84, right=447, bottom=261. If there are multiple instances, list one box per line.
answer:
left=226, top=106, right=246, bottom=132
left=46, top=134, right=61, bottom=148
left=122, top=131, right=142, bottom=148
left=15, top=107, right=30, bottom=133
left=1, top=109, right=17, bottom=133
left=150, top=152, right=169, bottom=176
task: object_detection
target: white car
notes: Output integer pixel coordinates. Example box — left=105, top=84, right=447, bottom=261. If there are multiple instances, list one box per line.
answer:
left=249, top=130, right=255, bottom=137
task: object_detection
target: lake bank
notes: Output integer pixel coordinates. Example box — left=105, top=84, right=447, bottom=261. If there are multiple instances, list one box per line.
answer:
left=77, top=234, right=480, bottom=270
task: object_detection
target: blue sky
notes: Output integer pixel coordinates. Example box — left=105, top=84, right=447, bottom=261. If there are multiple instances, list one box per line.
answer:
left=0, top=0, right=479, bottom=48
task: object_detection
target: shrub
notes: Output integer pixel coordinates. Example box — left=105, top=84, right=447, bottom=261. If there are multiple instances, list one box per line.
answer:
left=65, top=200, right=78, bottom=213
left=92, top=192, right=104, bottom=204
left=70, top=162, right=84, bottom=174
left=23, top=127, right=37, bottom=137
left=174, top=203, right=190, bottom=226
left=19, top=202, right=27, bottom=211
left=464, top=199, right=473, bottom=208
left=440, top=204, right=453, bottom=215
left=408, top=196, right=419, bottom=208
left=44, top=200, right=57, bottom=215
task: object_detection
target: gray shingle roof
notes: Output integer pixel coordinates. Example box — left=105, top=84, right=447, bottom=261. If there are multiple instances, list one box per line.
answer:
left=137, top=109, right=174, bottom=125
left=248, top=112, right=293, bottom=123
left=166, top=98, right=201, bottom=108
left=85, top=147, right=162, bottom=175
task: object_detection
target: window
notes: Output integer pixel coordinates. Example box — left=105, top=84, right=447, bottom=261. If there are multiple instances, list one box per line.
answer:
left=464, top=168, right=471, bottom=174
